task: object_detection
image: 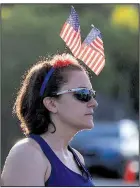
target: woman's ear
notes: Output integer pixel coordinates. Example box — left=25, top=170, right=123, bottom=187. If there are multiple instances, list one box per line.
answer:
left=43, top=97, right=57, bottom=113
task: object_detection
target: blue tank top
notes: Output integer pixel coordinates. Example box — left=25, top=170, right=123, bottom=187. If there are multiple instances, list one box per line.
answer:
left=29, top=134, right=94, bottom=187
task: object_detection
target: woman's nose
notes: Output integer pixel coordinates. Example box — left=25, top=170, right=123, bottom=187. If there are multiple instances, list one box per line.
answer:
left=87, top=98, right=98, bottom=108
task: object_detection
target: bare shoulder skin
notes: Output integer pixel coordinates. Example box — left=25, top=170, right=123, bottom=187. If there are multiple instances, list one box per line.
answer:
left=1, top=138, right=51, bottom=186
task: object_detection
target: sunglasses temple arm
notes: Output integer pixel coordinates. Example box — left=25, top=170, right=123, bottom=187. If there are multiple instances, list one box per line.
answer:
left=57, top=90, right=72, bottom=95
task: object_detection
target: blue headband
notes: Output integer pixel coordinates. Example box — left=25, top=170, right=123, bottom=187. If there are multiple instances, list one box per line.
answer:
left=40, top=67, right=55, bottom=96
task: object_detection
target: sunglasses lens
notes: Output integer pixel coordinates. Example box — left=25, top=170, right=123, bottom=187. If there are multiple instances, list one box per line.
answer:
left=74, top=89, right=95, bottom=102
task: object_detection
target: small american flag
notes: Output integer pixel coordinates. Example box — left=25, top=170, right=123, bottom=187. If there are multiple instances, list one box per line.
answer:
left=78, top=26, right=105, bottom=75
left=60, top=6, right=81, bottom=58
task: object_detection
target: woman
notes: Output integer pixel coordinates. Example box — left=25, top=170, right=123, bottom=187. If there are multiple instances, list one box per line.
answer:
left=1, top=53, right=98, bottom=186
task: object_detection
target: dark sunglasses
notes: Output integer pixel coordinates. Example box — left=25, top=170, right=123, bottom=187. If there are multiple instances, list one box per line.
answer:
left=54, top=88, right=96, bottom=102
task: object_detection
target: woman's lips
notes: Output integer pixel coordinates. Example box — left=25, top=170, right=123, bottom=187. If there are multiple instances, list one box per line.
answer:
left=85, top=113, right=93, bottom=116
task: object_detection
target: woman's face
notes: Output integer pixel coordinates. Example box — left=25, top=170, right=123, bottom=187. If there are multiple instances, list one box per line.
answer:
left=56, top=70, right=98, bottom=131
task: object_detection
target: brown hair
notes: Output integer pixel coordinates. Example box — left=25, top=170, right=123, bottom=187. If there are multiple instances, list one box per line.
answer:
left=13, top=53, right=88, bottom=135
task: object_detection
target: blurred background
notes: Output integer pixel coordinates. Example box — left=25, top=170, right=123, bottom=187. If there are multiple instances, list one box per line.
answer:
left=1, top=4, right=139, bottom=186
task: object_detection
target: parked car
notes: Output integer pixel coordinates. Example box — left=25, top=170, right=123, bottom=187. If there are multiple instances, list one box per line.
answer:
left=70, top=119, right=139, bottom=178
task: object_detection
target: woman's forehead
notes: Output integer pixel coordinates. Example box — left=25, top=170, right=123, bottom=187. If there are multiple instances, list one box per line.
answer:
left=63, top=70, right=92, bottom=90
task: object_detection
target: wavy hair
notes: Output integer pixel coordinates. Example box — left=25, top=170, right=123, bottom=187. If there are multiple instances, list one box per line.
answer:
left=13, top=53, right=87, bottom=135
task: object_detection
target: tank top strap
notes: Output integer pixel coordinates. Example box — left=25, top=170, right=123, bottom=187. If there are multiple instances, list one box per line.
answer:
left=29, top=134, right=59, bottom=166
left=68, top=145, right=93, bottom=180
left=29, top=134, right=92, bottom=180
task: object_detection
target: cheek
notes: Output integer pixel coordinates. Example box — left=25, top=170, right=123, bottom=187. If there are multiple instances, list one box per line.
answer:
left=58, top=95, right=85, bottom=116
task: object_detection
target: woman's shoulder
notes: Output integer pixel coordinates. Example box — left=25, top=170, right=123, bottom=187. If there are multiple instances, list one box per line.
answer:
left=6, top=137, right=50, bottom=167
left=9, top=137, right=42, bottom=155
left=3, top=137, right=48, bottom=169
left=1, top=137, right=49, bottom=186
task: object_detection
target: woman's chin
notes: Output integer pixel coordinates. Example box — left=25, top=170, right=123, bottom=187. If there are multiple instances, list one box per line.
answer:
left=81, top=119, right=94, bottom=130
left=87, top=121, right=94, bottom=129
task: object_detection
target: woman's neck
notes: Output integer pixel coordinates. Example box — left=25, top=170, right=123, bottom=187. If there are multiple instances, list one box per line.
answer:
left=40, top=124, right=78, bottom=154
